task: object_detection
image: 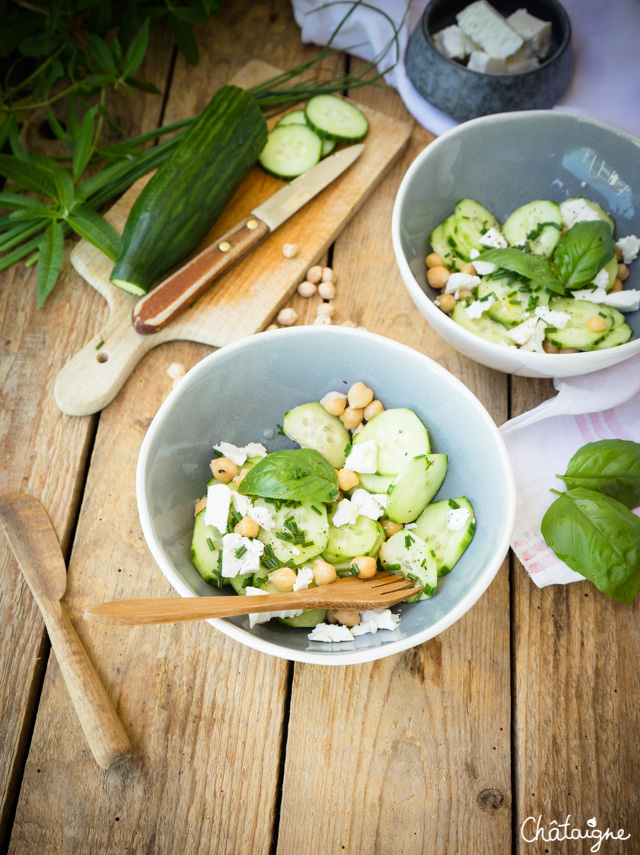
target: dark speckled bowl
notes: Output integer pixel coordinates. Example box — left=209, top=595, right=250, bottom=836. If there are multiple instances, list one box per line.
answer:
left=406, top=0, right=573, bottom=122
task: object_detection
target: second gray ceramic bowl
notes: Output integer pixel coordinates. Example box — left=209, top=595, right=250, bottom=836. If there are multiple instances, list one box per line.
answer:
left=406, top=0, right=573, bottom=121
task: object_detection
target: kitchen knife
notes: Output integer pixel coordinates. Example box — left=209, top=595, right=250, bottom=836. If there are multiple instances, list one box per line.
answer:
left=131, top=143, right=364, bottom=334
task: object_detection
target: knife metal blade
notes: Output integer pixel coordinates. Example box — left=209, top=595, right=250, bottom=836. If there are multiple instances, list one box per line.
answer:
left=132, top=144, right=365, bottom=334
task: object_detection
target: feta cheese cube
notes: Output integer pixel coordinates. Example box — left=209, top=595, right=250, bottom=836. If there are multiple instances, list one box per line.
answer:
left=520, top=318, right=547, bottom=352
left=505, top=44, right=539, bottom=72
left=467, top=50, right=506, bottom=73
left=479, top=227, right=508, bottom=249
left=308, top=623, right=355, bottom=642
left=469, top=248, right=497, bottom=275
left=507, top=8, right=552, bottom=57
left=344, top=440, right=378, bottom=474
left=245, top=587, right=303, bottom=628
left=506, top=315, right=540, bottom=346
left=444, top=272, right=482, bottom=294
left=447, top=507, right=471, bottom=531
left=435, top=24, right=476, bottom=61
left=592, top=267, right=611, bottom=289
left=332, top=498, right=360, bottom=527
left=617, top=235, right=640, bottom=265
left=570, top=286, right=608, bottom=304
left=248, top=504, right=275, bottom=531
left=231, top=492, right=253, bottom=518
left=560, top=199, right=601, bottom=229
left=221, top=532, right=264, bottom=578
left=213, top=441, right=247, bottom=466
left=534, top=305, right=570, bottom=328
left=204, top=483, right=232, bottom=533
left=600, top=290, right=640, bottom=312
left=293, top=565, right=314, bottom=592
left=352, top=608, right=401, bottom=636
left=465, top=295, right=496, bottom=319
left=243, top=442, right=268, bottom=459
left=457, top=0, right=524, bottom=59
left=350, top=488, right=386, bottom=521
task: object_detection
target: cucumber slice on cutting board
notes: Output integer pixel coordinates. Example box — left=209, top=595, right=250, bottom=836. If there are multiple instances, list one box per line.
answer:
left=305, top=94, right=369, bottom=142
left=276, top=109, right=336, bottom=157
left=353, top=408, right=430, bottom=476
left=379, top=530, right=437, bottom=600
left=502, top=200, right=563, bottom=256
left=258, top=124, right=322, bottom=179
left=386, top=454, right=448, bottom=523
left=413, top=497, right=475, bottom=576
left=283, top=401, right=350, bottom=469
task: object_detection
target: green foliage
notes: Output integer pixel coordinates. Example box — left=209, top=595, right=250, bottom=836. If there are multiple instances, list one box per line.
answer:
left=238, top=449, right=340, bottom=505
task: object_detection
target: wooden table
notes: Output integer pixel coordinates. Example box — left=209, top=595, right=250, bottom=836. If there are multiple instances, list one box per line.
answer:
left=1, top=4, right=638, bottom=853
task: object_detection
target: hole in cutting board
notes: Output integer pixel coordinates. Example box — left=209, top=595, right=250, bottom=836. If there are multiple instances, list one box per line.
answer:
left=96, top=351, right=109, bottom=363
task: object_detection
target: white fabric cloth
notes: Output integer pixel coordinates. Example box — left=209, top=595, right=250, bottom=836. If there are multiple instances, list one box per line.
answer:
left=291, top=0, right=640, bottom=138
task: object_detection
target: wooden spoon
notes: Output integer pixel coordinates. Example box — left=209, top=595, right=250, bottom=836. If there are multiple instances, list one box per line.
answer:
left=0, top=494, right=132, bottom=770
left=85, top=572, right=423, bottom=626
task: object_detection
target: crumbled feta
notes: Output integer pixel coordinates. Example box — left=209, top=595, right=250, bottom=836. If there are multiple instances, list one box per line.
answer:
left=351, top=488, right=386, bottom=521
left=404, top=522, right=417, bottom=530
left=617, top=235, right=640, bottom=265
left=571, top=286, right=608, bottom=304
left=447, top=507, right=471, bottom=531
left=534, top=305, right=570, bottom=328
left=248, top=504, right=275, bottom=531
left=507, top=8, right=551, bottom=57
left=243, top=442, right=268, bottom=459
left=221, top=533, right=264, bottom=578
left=332, top=498, right=360, bottom=527
left=520, top=318, right=548, bottom=353
left=504, top=43, right=539, bottom=72
left=320, top=390, right=347, bottom=411
left=231, top=492, right=253, bottom=518
left=213, top=441, right=247, bottom=466
left=204, top=483, right=232, bottom=533
left=436, top=24, right=475, bottom=61
left=560, top=199, right=600, bottom=229
left=469, top=248, right=498, bottom=275
left=506, top=315, right=539, bottom=346
left=308, top=623, right=355, bottom=642
left=444, top=272, right=482, bottom=294
left=372, top=493, right=388, bottom=510
left=467, top=50, right=506, bottom=73
left=457, top=0, right=524, bottom=59
left=465, top=295, right=496, bottom=319
left=479, top=227, right=508, bottom=249
left=245, top=587, right=302, bottom=629
left=344, top=440, right=378, bottom=474
left=293, top=565, right=314, bottom=592
left=352, top=608, right=401, bottom=636
left=592, top=267, right=610, bottom=289
left=571, top=287, right=640, bottom=312
left=291, top=546, right=301, bottom=556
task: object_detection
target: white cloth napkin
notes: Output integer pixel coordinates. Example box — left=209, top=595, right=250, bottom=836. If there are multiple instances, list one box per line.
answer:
left=291, top=0, right=640, bottom=138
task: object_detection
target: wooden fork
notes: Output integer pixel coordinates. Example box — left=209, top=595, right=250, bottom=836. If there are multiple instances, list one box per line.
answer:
left=84, top=573, right=423, bottom=626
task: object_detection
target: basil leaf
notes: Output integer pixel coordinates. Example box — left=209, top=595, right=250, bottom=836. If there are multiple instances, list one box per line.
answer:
left=478, top=247, right=564, bottom=294
left=238, top=449, right=339, bottom=504
left=541, top=488, right=640, bottom=604
left=552, top=221, right=616, bottom=289
left=558, top=439, right=640, bottom=509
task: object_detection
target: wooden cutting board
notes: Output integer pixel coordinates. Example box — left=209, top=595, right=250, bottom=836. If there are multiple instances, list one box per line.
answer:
left=54, top=60, right=412, bottom=416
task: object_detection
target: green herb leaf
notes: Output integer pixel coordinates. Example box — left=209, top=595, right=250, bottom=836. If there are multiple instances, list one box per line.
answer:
left=553, top=221, right=616, bottom=290
left=541, top=488, right=640, bottom=604
left=66, top=205, right=122, bottom=260
left=72, top=107, right=98, bottom=180
left=168, top=15, right=199, bottom=65
left=478, top=247, right=564, bottom=294
left=0, top=154, right=57, bottom=201
left=558, top=439, right=640, bottom=509
left=238, top=448, right=339, bottom=504
left=36, top=221, right=64, bottom=306
left=0, top=192, right=49, bottom=212
left=123, top=18, right=151, bottom=79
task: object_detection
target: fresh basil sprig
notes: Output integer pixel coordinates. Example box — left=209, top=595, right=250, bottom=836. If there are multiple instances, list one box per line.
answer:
left=477, top=247, right=564, bottom=294
left=558, top=439, right=640, bottom=509
left=552, top=220, right=616, bottom=290
left=238, top=449, right=339, bottom=505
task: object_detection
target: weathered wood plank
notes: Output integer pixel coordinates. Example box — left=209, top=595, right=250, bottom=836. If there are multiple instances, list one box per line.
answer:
left=276, top=65, right=512, bottom=855
left=510, top=378, right=640, bottom=854
left=0, top=27, right=174, bottom=847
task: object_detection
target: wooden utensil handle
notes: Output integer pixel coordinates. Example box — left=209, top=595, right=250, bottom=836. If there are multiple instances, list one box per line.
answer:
left=132, top=215, right=271, bottom=334
left=45, top=603, right=132, bottom=769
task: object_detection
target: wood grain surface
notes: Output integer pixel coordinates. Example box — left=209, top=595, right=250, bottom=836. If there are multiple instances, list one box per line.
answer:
left=1, top=2, right=639, bottom=854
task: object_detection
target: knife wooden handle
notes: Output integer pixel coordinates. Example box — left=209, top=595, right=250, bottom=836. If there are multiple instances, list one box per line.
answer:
left=132, top=215, right=270, bottom=334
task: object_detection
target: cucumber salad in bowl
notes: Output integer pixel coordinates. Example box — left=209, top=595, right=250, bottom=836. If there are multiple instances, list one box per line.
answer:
left=428, top=196, right=639, bottom=353
left=190, top=381, right=475, bottom=643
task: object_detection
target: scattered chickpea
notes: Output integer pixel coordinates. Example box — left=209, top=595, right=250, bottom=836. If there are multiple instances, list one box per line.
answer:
left=277, top=307, right=298, bottom=326
left=297, top=280, right=317, bottom=298
left=436, top=293, right=457, bottom=314
left=616, top=246, right=623, bottom=261
left=234, top=515, right=259, bottom=538
left=313, top=315, right=332, bottom=325
left=340, top=406, right=364, bottom=430
left=306, top=265, right=323, bottom=283
left=282, top=243, right=298, bottom=258
left=210, top=457, right=238, bottom=483
left=167, top=362, right=186, bottom=381
left=338, top=468, right=359, bottom=491
left=320, top=390, right=347, bottom=416
left=348, top=381, right=374, bottom=409
left=352, top=555, right=377, bottom=579
left=266, top=324, right=279, bottom=331
left=457, top=288, right=474, bottom=300
left=321, top=266, right=335, bottom=283
left=427, top=266, right=451, bottom=289
left=316, top=302, right=335, bottom=317
left=235, top=467, right=250, bottom=486
left=461, top=263, right=477, bottom=276
left=381, top=518, right=403, bottom=538
left=610, top=278, right=623, bottom=293
left=542, top=340, right=560, bottom=354
left=364, top=399, right=384, bottom=421
left=426, top=252, right=444, bottom=268
left=352, top=422, right=365, bottom=436
left=341, top=320, right=357, bottom=328
left=194, top=496, right=207, bottom=516
left=587, top=315, right=608, bottom=332
left=318, top=280, right=336, bottom=300
left=618, top=264, right=629, bottom=281
left=328, top=608, right=360, bottom=627
left=269, top=567, right=297, bottom=593
left=313, top=558, right=337, bottom=587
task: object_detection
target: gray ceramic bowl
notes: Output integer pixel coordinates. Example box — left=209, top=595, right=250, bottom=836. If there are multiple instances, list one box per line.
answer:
left=392, top=110, right=640, bottom=378
left=406, top=0, right=573, bottom=121
left=137, top=327, right=515, bottom=665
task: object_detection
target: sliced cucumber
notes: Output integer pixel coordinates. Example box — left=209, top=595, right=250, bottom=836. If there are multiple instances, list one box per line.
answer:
left=502, top=200, right=563, bottom=256
left=255, top=498, right=328, bottom=566
left=589, top=322, right=632, bottom=350
left=442, top=214, right=470, bottom=263
left=379, top=530, right=437, bottom=600
left=229, top=572, right=253, bottom=595
left=283, top=401, right=350, bottom=468
left=358, top=471, right=396, bottom=494
left=276, top=109, right=336, bottom=157
left=429, top=223, right=457, bottom=270
left=386, top=454, right=448, bottom=523
left=480, top=276, right=549, bottom=328
left=258, top=124, right=322, bottom=179
left=191, top=509, right=226, bottom=585
left=353, top=408, right=430, bottom=476
left=305, top=94, right=368, bottom=143
left=450, top=301, right=513, bottom=345
left=278, top=609, right=327, bottom=628
left=602, top=255, right=619, bottom=290
left=454, top=199, right=501, bottom=253
left=413, top=497, right=475, bottom=576
left=322, top=512, right=385, bottom=568
left=545, top=298, right=614, bottom=349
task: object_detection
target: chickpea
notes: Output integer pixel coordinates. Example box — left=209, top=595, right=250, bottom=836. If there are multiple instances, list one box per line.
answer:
left=194, top=496, right=207, bottom=516
left=234, top=515, right=259, bottom=538
left=338, top=468, right=359, bottom=491
left=316, top=302, right=335, bottom=317
left=321, top=266, right=336, bottom=283
left=352, top=422, right=365, bottom=436
left=457, top=288, right=474, bottom=300
left=436, top=293, right=456, bottom=314
left=426, top=266, right=451, bottom=289
left=340, top=406, right=364, bottom=430
left=235, top=467, right=249, bottom=486
left=364, top=399, right=384, bottom=421
left=282, top=243, right=298, bottom=258
left=269, top=567, right=297, bottom=592
left=297, top=280, right=317, bottom=297
left=618, top=264, right=630, bottom=282
left=426, top=252, right=444, bottom=268
left=277, top=307, right=298, bottom=326
left=381, top=518, right=403, bottom=538
left=616, top=246, right=623, bottom=261
left=313, top=559, right=337, bottom=587
left=587, top=315, right=608, bottom=332
left=313, top=315, right=332, bottom=325
left=348, top=381, right=374, bottom=409
left=210, top=456, right=237, bottom=483
left=352, top=555, right=377, bottom=579
left=306, top=265, right=323, bottom=283
left=461, top=263, right=477, bottom=276
left=610, top=278, right=623, bottom=293
left=542, top=340, right=560, bottom=354
left=320, top=390, right=347, bottom=416
left=328, top=608, right=360, bottom=627
left=266, top=324, right=279, bottom=331
left=341, top=320, right=357, bottom=328
left=318, top=281, right=336, bottom=300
